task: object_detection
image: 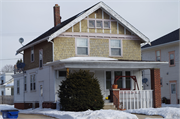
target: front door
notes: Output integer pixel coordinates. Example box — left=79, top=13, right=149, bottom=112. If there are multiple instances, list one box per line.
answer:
left=170, top=82, right=177, bottom=104
left=39, top=81, right=44, bottom=108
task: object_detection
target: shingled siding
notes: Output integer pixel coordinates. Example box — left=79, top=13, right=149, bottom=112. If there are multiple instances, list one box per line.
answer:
left=24, top=41, right=52, bottom=70
left=54, top=37, right=75, bottom=61
left=54, top=37, right=141, bottom=61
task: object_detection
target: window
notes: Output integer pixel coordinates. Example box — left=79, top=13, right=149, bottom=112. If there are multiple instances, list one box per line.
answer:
left=104, top=21, right=110, bottom=29
left=1, top=91, right=4, bottom=96
left=96, top=21, right=102, bottom=28
left=106, top=71, right=111, bottom=89
left=115, top=71, right=122, bottom=88
left=76, top=38, right=88, bottom=55
left=24, top=76, right=27, bottom=91
left=59, top=71, right=66, bottom=77
left=110, top=39, right=121, bottom=56
left=31, top=46, right=34, bottom=62
left=126, top=71, right=131, bottom=89
left=11, top=87, right=14, bottom=95
left=39, top=49, right=43, bottom=68
left=160, top=78, right=163, bottom=87
left=169, top=51, right=175, bottom=66
left=156, top=50, right=161, bottom=61
left=89, top=20, right=95, bottom=28
left=17, top=80, right=20, bottom=94
left=30, top=74, right=36, bottom=91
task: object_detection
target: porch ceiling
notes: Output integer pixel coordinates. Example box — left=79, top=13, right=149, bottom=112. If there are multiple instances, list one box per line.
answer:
left=45, top=60, right=168, bottom=70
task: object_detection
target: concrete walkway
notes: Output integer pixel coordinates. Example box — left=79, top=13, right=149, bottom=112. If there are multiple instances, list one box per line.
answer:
left=134, top=113, right=164, bottom=119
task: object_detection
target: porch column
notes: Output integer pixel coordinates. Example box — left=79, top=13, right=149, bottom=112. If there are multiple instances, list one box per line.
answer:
left=151, top=68, right=161, bottom=108
left=66, top=68, right=69, bottom=77
left=122, top=71, right=126, bottom=88
left=110, top=89, right=120, bottom=109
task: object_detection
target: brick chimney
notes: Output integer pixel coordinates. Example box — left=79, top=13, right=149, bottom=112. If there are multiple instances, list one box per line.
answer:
left=53, top=4, right=61, bottom=26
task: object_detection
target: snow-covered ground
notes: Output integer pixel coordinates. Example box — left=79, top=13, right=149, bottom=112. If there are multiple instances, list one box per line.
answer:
left=0, top=104, right=137, bottom=119
left=162, top=103, right=180, bottom=108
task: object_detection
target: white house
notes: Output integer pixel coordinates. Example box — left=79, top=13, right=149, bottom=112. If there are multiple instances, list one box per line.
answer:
left=13, top=2, right=167, bottom=110
left=0, top=72, right=14, bottom=96
left=142, top=29, right=180, bottom=104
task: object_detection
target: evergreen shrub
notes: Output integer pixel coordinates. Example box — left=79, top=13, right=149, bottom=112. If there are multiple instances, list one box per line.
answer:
left=58, top=69, right=104, bottom=111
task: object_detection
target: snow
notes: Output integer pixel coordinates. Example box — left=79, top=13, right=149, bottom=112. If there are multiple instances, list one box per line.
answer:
left=125, top=107, right=180, bottom=119
left=61, top=57, right=118, bottom=61
left=162, top=103, right=180, bottom=108
left=0, top=104, right=137, bottom=119
left=5, top=82, right=14, bottom=87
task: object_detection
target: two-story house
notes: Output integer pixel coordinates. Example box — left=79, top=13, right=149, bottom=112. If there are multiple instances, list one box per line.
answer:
left=13, top=2, right=167, bottom=110
left=142, top=29, right=180, bottom=104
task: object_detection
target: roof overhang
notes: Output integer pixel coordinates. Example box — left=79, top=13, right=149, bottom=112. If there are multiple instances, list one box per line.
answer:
left=48, top=2, right=150, bottom=44
left=45, top=60, right=168, bottom=70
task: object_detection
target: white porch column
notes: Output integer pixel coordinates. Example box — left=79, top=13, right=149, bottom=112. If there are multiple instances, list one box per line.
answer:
left=131, top=71, right=134, bottom=90
left=111, top=71, right=114, bottom=85
left=122, top=71, right=126, bottom=88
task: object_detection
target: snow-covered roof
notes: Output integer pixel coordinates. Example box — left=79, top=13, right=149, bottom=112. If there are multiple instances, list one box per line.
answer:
left=60, top=57, right=118, bottom=61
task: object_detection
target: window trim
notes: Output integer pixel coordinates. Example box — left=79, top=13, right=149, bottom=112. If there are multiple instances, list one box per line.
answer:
left=88, top=19, right=111, bottom=29
left=169, top=51, right=175, bottom=67
left=31, top=46, right=34, bottom=62
left=155, top=50, right=161, bottom=61
left=39, top=49, right=43, bottom=68
left=109, top=39, right=123, bottom=57
left=75, top=38, right=90, bottom=56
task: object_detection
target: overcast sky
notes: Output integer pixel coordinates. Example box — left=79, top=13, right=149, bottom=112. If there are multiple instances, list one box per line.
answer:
left=0, top=0, right=179, bottom=71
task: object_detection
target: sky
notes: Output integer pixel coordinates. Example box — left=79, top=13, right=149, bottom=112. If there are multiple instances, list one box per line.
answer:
left=0, top=0, right=179, bottom=71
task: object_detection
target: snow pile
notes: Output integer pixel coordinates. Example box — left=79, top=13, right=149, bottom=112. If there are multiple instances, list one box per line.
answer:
left=20, top=108, right=138, bottom=119
left=0, top=105, right=137, bottom=119
left=61, top=57, right=117, bottom=61
left=162, top=103, right=180, bottom=108
left=125, top=107, right=180, bottom=119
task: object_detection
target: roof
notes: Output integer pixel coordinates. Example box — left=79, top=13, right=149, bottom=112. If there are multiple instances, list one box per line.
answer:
left=142, top=28, right=180, bottom=49
left=17, top=2, right=150, bottom=54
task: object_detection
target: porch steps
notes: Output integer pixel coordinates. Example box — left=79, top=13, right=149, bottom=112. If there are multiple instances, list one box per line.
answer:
left=103, top=102, right=117, bottom=110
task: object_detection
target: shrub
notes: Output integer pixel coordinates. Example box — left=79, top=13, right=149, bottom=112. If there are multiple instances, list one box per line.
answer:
left=57, top=69, right=104, bottom=111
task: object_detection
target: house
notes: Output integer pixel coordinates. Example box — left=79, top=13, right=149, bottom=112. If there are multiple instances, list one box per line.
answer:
left=0, top=72, right=14, bottom=96
left=12, top=2, right=167, bottom=110
left=142, top=29, right=180, bottom=104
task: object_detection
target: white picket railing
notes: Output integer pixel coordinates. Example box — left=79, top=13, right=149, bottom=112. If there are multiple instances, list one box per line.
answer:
left=119, top=90, right=153, bottom=110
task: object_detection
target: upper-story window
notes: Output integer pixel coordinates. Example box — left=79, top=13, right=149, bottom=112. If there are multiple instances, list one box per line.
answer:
left=76, top=38, right=89, bottom=55
left=31, top=46, right=34, bottom=62
left=156, top=50, right=161, bottom=61
left=110, top=39, right=122, bottom=56
left=169, top=51, right=175, bottom=66
left=39, top=49, right=43, bottom=68
left=88, top=20, right=110, bottom=29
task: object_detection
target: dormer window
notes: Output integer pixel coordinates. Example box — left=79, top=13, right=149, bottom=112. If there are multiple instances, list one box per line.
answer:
left=31, top=46, right=34, bottom=62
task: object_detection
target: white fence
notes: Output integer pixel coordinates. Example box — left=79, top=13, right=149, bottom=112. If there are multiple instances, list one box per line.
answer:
left=119, top=90, right=153, bottom=110
left=0, top=96, right=14, bottom=105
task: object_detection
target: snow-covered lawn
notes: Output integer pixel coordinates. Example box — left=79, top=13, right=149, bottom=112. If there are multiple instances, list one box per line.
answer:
left=125, top=107, right=180, bottom=119
left=162, top=103, right=180, bottom=108
left=0, top=104, right=137, bottom=119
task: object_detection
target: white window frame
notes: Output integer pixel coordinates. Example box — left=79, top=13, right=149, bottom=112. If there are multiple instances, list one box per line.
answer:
left=96, top=20, right=103, bottom=28
left=89, top=20, right=95, bottom=28
left=17, top=80, right=20, bottom=94
left=104, top=21, right=110, bottom=29
left=30, top=74, right=36, bottom=91
left=39, top=49, right=43, bottom=68
left=155, top=50, right=161, bottom=61
left=31, top=46, right=34, bottom=62
left=75, top=38, right=89, bottom=56
left=109, top=39, right=122, bottom=57
left=88, top=19, right=111, bottom=29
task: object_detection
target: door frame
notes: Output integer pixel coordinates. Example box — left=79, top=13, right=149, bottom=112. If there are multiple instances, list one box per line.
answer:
left=169, top=80, right=177, bottom=104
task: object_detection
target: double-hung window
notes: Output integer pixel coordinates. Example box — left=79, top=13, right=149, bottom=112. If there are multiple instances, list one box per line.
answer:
left=31, top=46, right=34, bottom=62
left=106, top=71, right=111, bottom=89
left=169, top=51, right=175, bottom=66
left=30, top=74, right=36, bottom=91
left=156, top=50, right=161, bottom=61
left=76, top=38, right=88, bottom=55
left=17, top=80, right=20, bottom=94
left=39, top=49, right=43, bottom=68
left=110, top=39, right=121, bottom=56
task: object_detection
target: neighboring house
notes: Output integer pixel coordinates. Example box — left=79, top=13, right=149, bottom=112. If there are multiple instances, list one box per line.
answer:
left=0, top=73, right=14, bottom=96
left=13, top=2, right=167, bottom=110
left=142, top=29, right=180, bottom=104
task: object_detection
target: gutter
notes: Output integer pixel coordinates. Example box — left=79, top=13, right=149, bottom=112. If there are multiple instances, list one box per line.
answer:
left=16, top=36, right=49, bottom=55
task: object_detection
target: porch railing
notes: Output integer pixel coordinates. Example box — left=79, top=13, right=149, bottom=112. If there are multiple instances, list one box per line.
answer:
left=119, top=90, right=153, bottom=110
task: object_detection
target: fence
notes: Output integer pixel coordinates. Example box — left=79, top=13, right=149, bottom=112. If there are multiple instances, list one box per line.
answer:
left=119, top=90, right=153, bottom=110
left=0, top=96, right=14, bottom=105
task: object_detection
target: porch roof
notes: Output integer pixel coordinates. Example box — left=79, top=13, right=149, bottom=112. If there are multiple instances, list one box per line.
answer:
left=45, top=57, right=168, bottom=70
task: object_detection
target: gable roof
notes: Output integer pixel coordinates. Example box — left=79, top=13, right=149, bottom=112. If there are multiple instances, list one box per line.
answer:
left=16, top=1, right=150, bottom=54
left=142, top=28, right=180, bottom=49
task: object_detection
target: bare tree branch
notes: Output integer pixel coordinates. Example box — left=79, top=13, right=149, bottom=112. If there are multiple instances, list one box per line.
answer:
left=1, top=65, right=14, bottom=73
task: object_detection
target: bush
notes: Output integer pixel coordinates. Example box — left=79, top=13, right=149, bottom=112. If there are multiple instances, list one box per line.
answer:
left=57, top=69, right=104, bottom=111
